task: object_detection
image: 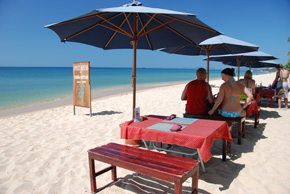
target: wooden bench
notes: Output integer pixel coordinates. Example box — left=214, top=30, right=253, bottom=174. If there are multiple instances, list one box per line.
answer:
left=183, top=113, right=246, bottom=144
left=88, top=143, right=200, bottom=194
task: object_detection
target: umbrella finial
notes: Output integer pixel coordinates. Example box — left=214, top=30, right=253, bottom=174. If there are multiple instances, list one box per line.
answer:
left=123, top=1, right=142, bottom=7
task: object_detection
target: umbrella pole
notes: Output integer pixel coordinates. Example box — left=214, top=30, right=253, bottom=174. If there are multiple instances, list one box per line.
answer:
left=206, top=50, right=210, bottom=83
left=132, top=13, right=137, bottom=119
left=237, top=58, right=240, bottom=80
left=132, top=40, right=137, bottom=119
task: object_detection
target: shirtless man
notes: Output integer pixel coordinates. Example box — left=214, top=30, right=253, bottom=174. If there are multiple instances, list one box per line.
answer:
left=208, top=68, right=253, bottom=117
left=272, top=64, right=290, bottom=109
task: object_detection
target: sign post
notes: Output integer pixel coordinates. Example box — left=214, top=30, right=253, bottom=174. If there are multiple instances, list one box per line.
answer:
left=73, top=61, right=92, bottom=116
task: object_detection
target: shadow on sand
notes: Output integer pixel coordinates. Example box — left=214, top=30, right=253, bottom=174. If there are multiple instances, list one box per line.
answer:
left=114, top=173, right=209, bottom=194
left=86, top=110, right=123, bottom=116
left=259, top=109, right=281, bottom=119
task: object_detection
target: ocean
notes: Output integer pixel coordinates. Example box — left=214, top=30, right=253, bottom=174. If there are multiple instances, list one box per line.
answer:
left=0, top=67, right=262, bottom=110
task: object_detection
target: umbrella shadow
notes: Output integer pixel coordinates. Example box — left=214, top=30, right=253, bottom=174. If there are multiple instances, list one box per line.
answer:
left=199, top=158, right=245, bottom=191
left=210, top=122, right=267, bottom=160
left=114, top=173, right=202, bottom=194
left=86, top=110, right=123, bottom=116
left=259, top=109, right=281, bottom=119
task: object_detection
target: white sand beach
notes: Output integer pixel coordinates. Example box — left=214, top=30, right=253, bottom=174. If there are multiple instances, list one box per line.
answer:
left=1, top=73, right=290, bottom=194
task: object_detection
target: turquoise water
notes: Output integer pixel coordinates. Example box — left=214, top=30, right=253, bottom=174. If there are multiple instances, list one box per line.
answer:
left=0, top=67, right=260, bottom=110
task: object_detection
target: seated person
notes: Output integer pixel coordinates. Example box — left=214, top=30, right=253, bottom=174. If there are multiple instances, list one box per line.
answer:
left=238, top=70, right=256, bottom=100
left=181, top=68, right=213, bottom=114
left=208, top=68, right=253, bottom=118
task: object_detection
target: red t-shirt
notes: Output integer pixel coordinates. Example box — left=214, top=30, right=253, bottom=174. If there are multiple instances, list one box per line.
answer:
left=186, top=79, right=208, bottom=115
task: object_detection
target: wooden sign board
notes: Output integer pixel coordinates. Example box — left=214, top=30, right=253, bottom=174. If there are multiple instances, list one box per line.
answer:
left=73, top=62, right=91, bottom=115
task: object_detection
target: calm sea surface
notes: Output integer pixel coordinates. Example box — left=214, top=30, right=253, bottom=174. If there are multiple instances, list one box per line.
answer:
left=0, top=67, right=263, bottom=110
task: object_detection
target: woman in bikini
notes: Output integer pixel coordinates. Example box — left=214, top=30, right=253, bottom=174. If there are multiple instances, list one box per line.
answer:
left=238, top=70, right=256, bottom=96
left=272, top=64, right=290, bottom=109
left=208, top=68, right=253, bottom=117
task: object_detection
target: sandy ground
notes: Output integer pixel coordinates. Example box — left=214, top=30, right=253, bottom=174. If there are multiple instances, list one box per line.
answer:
left=1, top=73, right=290, bottom=194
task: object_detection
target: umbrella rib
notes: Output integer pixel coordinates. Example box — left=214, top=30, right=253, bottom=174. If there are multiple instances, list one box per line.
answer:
left=65, top=13, right=131, bottom=41
left=98, top=23, right=131, bottom=37
left=172, top=46, right=185, bottom=53
left=104, top=13, right=131, bottom=49
left=161, top=14, right=219, bottom=33
left=197, top=45, right=205, bottom=55
left=139, top=15, right=195, bottom=44
left=123, top=13, right=134, bottom=35
left=136, top=13, right=157, bottom=37
left=137, top=13, right=153, bottom=49
left=96, top=14, right=132, bottom=37
left=53, top=12, right=109, bottom=26
left=219, top=44, right=232, bottom=54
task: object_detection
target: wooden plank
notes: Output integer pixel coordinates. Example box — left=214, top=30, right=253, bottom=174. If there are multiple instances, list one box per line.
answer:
left=89, top=149, right=185, bottom=176
left=94, top=147, right=191, bottom=173
left=103, top=144, right=198, bottom=168
left=108, top=143, right=199, bottom=165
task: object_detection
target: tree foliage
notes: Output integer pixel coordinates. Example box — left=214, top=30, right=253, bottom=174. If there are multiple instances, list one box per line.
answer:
left=285, top=37, right=290, bottom=70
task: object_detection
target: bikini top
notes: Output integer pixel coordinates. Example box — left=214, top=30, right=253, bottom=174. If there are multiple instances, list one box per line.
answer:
left=225, top=78, right=240, bottom=102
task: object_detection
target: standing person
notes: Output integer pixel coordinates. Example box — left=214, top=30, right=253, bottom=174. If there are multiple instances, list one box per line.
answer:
left=272, top=64, right=290, bottom=109
left=181, top=68, right=213, bottom=115
left=208, top=68, right=252, bottom=117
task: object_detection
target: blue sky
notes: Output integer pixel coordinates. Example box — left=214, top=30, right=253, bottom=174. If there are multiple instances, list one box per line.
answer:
left=0, top=0, right=289, bottom=69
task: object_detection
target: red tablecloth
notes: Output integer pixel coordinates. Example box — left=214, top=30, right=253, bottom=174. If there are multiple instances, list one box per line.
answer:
left=120, top=115, right=232, bottom=162
left=242, top=100, right=259, bottom=116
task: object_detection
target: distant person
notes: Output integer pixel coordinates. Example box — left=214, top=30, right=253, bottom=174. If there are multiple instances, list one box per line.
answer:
left=208, top=68, right=253, bottom=117
left=238, top=70, right=256, bottom=100
left=272, top=64, right=289, bottom=109
left=181, top=68, right=214, bottom=115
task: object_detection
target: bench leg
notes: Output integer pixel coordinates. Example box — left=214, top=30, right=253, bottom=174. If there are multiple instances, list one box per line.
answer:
left=242, top=120, right=245, bottom=138
left=191, top=169, right=199, bottom=194
left=89, top=157, right=97, bottom=193
left=174, top=179, right=182, bottom=194
left=238, top=121, right=242, bottom=145
left=112, top=166, right=117, bottom=181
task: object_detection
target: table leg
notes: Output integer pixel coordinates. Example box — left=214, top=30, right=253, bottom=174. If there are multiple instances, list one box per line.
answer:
left=222, top=139, right=226, bottom=161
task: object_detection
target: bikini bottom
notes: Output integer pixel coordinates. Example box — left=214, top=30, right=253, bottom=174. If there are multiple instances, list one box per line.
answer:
left=220, top=109, right=245, bottom=118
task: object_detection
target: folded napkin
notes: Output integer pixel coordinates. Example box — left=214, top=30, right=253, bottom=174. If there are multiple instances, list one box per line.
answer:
left=166, top=114, right=176, bottom=120
left=170, top=123, right=182, bottom=132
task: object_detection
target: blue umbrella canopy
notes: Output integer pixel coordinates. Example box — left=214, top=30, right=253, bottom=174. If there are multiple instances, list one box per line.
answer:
left=159, top=35, right=259, bottom=82
left=45, top=1, right=220, bottom=50
left=45, top=1, right=221, bottom=118
left=207, top=51, right=277, bottom=79
left=223, top=60, right=278, bottom=69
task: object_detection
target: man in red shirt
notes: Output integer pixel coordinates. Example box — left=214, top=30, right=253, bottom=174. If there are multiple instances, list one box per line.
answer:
left=181, top=68, right=214, bottom=114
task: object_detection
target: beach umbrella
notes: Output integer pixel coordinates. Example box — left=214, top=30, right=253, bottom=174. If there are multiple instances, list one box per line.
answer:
left=160, top=35, right=259, bottom=82
left=207, top=51, right=277, bottom=79
left=223, top=60, right=278, bottom=69
left=45, top=1, right=221, bottom=118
